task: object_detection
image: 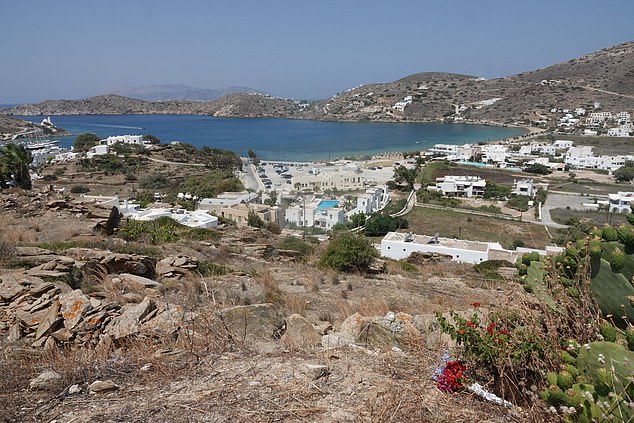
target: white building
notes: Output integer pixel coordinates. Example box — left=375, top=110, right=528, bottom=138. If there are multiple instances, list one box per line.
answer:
left=86, top=144, right=110, bottom=159
left=349, top=186, right=390, bottom=216
left=429, top=143, right=475, bottom=161
left=380, top=231, right=563, bottom=264
left=433, top=175, right=486, bottom=198
left=293, top=169, right=365, bottom=192
left=608, top=126, right=631, bottom=137
left=608, top=192, right=634, bottom=213
left=103, top=135, right=145, bottom=147
left=284, top=199, right=345, bottom=230
left=125, top=208, right=218, bottom=228
left=512, top=179, right=535, bottom=197
left=197, top=191, right=258, bottom=214
left=481, top=144, right=509, bottom=163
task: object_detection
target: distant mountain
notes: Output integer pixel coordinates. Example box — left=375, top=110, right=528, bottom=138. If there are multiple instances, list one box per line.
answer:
left=3, top=41, right=634, bottom=125
left=110, top=84, right=266, bottom=102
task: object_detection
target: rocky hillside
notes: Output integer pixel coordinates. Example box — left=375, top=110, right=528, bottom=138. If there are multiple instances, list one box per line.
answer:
left=2, top=93, right=301, bottom=118
left=111, top=84, right=266, bottom=102
left=302, top=42, right=634, bottom=124
left=0, top=187, right=531, bottom=422
left=3, top=41, right=634, bottom=125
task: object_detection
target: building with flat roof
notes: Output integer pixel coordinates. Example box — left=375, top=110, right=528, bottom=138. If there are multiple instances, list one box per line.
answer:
left=433, top=175, right=486, bottom=198
left=380, top=231, right=562, bottom=264
left=292, top=168, right=365, bottom=192
left=608, top=192, right=634, bottom=213
left=197, top=191, right=258, bottom=214
left=219, top=203, right=280, bottom=227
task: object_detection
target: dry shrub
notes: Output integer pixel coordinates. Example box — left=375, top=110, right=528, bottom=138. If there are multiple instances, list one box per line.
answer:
left=255, top=270, right=282, bottom=304
left=283, top=293, right=307, bottom=316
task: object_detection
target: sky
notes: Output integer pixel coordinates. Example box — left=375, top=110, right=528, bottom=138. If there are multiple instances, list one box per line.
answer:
left=1, top=0, right=633, bottom=103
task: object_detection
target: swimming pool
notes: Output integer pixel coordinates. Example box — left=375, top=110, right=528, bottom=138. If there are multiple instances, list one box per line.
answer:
left=317, top=200, right=339, bottom=209
left=457, top=161, right=493, bottom=168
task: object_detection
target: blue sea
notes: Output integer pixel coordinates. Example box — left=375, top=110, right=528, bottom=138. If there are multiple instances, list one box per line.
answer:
left=18, top=115, right=525, bottom=162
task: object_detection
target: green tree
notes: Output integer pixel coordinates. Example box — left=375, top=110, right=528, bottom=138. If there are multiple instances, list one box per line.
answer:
left=610, top=247, right=625, bottom=272
left=320, top=232, right=377, bottom=272
left=363, top=214, right=408, bottom=237
left=264, top=190, right=277, bottom=206
left=506, top=195, right=529, bottom=212
left=523, top=163, right=551, bottom=175
left=392, top=165, right=417, bottom=190
left=483, top=181, right=511, bottom=200
left=615, top=161, right=634, bottom=183
left=73, top=133, right=100, bottom=152
left=247, top=210, right=265, bottom=228
left=0, top=143, right=33, bottom=189
left=350, top=212, right=367, bottom=228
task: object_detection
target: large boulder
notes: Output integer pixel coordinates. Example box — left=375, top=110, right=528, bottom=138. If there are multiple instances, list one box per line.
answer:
left=281, top=314, right=321, bottom=347
left=104, top=297, right=156, bottom=340
left=29, top=371, right=63, bottom=391
left=59, top=289, right=93, bottom=332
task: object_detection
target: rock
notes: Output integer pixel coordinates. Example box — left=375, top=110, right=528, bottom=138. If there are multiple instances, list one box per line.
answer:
left=368, top=258, right=387, bottom=273
left=35, top=300, right=62, bottom=340
left=339, top=313, right=366, bottom=341
left=7, top=322, right=22, bottom=342
left=356, top=321, right=396, bottom=347
left=316, top=321, right=333, bottom=335
left=0, top=273, right=29, bottom=302
left=68, top=384, right=82, bottom=394
left=89, top=379, right=119, bottom=393
left=321, top=334, right=354, bottom=349
left=100, top=253, right=155, bottom=278
left=281, top=314, right=321, bottom=347
left=15, top=246, right=54, bottom=257
left=117, top=273, right=164, bottom=292
left=44, top=336, right=57, bottom=351
left=142, top=305, right=184, bottom=336
left=105, top=297, right=156, bottom=340
left=29, top=371, right=63, bottom=390
left=59, top=289, right=93, bottom=332
left=220, top=303, right=284, bottom=344
left=302, top=363, right=330, bottom=380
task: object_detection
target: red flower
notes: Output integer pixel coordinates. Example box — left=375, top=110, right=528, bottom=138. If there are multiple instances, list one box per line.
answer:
left=498, top=329, right=510, bottom=336
left=487, top=323, right=496, bottom=335
left=436, top=361, right=466, bottom=393
left=471, top=302, right=481, bottom=308
left=466, top=321, right=475, bottom=328
left=458, top=329, right=465, bottom=335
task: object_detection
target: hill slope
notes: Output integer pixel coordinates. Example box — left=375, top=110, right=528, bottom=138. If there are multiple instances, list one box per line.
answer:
left=111, top=84, right=266, bottom=101
left=3, top=41, right=634, bottom=124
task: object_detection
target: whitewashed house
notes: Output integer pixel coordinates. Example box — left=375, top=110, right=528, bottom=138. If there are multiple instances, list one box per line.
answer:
left=608, top=192, right=634, bottom=213
left=512, top=179, right=536, bottom=197
left=481, top=144, right=509, bottom=164
left=86, top=144, right=110, bottom=159
left=103, top=135, right=145, bottom=147
left=349, top=186, right=390, bottom=216
left=433, top=176, right=486, bottom=198
left=380, top=231, right=562, bottom=264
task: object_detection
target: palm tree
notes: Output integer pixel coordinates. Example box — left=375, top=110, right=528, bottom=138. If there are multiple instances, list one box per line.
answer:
left=0, top=143, right=33, bottom=189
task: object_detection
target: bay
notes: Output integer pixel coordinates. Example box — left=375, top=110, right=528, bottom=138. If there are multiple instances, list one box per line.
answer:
left=19, top=115, right=525, bottom=162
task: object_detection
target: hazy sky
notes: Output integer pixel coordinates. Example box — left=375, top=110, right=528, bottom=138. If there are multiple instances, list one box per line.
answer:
left=2, top=0, right=633, bottom=103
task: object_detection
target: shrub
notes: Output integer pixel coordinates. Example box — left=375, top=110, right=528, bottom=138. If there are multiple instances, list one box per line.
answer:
left=363, top=214, right=408, bottom=237
left=247, top=210, right=265, bottom=228
left=278, top=236, right=314, bottom=259
left=320, top=233, right=377, bottom=272
left=139, top=173, right=170, bottom=190
left=184, top=228, right=220, bottom=242
left=602, top=225, right=619, bottom=242
left=70, top=185, right=90, bottom=194
left=118, top=217, right=181, bottom=244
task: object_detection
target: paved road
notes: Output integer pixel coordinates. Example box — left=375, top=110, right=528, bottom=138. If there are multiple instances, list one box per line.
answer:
left=540, top=192, right=592, bottom=229
left=239, top=159, right=264, bottom=191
